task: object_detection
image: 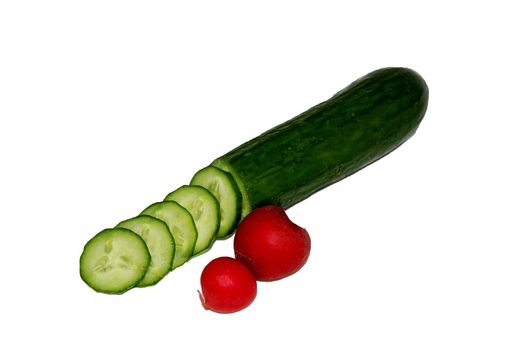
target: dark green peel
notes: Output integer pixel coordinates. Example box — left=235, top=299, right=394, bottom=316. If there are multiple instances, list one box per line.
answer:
left=213, top=67, right=429, bottom=212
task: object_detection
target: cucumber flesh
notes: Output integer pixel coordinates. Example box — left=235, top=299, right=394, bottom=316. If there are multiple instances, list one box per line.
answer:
left=190, top=166, right=242, bottom=238
left=165, top=185, right=220, bottom=255
left=80, top=228, right=150, bottom=294
left=141, top=201, right=197, bottom=269
left=116, top=215, right=175, bottom=287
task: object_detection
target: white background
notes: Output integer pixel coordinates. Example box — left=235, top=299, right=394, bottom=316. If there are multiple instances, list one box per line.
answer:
left=1, top=1, right=525, bottom=349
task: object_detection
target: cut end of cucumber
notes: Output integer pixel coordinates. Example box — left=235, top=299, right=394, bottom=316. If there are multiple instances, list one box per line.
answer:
left=190, top=165, right=242, bottom=239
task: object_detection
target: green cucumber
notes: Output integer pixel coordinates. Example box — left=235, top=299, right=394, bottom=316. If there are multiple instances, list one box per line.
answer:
left=141, top=201, right=197, bottom=269
left=80, top=228, right=151, bottom=294
left=190, top=166, right=242, bottom=238
left=165, top=185, right=220, bottom=256
left=212, top=67, right=429, bottom=212
left=116, top=215, right=175, bottom=287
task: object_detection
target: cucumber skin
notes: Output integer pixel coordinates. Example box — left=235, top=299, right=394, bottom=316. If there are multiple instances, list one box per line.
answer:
left=213, top=67, right=429, bottom=210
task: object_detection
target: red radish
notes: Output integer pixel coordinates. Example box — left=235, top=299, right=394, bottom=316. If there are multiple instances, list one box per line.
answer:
left=234, top=205, right=311, bottom=281
left=198, top=256, right=257, bottom=313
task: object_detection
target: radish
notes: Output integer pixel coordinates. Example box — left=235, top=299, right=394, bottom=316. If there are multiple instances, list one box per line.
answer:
left=234, top=205, right=311, bottom=281
left=198, top=257, right=257, bottom=313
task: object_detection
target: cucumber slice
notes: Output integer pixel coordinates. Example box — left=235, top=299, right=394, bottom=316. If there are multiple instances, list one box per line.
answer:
left=165, top=185, right=220, bottom=256
left=80, top=228, right=150, bottom=294
left=116, top=215, right=175, bottom=287
left=141, top=201, right=197, bottom=269
left=190, top=166, right=242, bottom=238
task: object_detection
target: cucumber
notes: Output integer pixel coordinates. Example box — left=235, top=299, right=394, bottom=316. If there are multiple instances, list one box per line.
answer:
left=116, top=215, right=175, bottom=287
left=80, top=228, right=151, bottom=294
left=141, top=201, right=197, bottom=269
left=212, top=67, right=429, bottom=212
left=165, top=185, right=220, bottom=255
left=190, top=166, right=242, bottom=238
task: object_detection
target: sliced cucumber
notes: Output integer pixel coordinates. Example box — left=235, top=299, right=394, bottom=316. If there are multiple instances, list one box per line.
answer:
left=141, top=201, right=197, bottom=269
left=116, top=215, right=175, bottom=287
left=80, top=228, right=150, bottom=294
left=165, top=185, right=220, bottom=256
left=190, top=166, right=242, bottom=238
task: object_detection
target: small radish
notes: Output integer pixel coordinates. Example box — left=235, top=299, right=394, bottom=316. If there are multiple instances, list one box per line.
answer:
left=234, top=205, right=311, bottom=281
left=198, top=256, right=257, bottom=313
